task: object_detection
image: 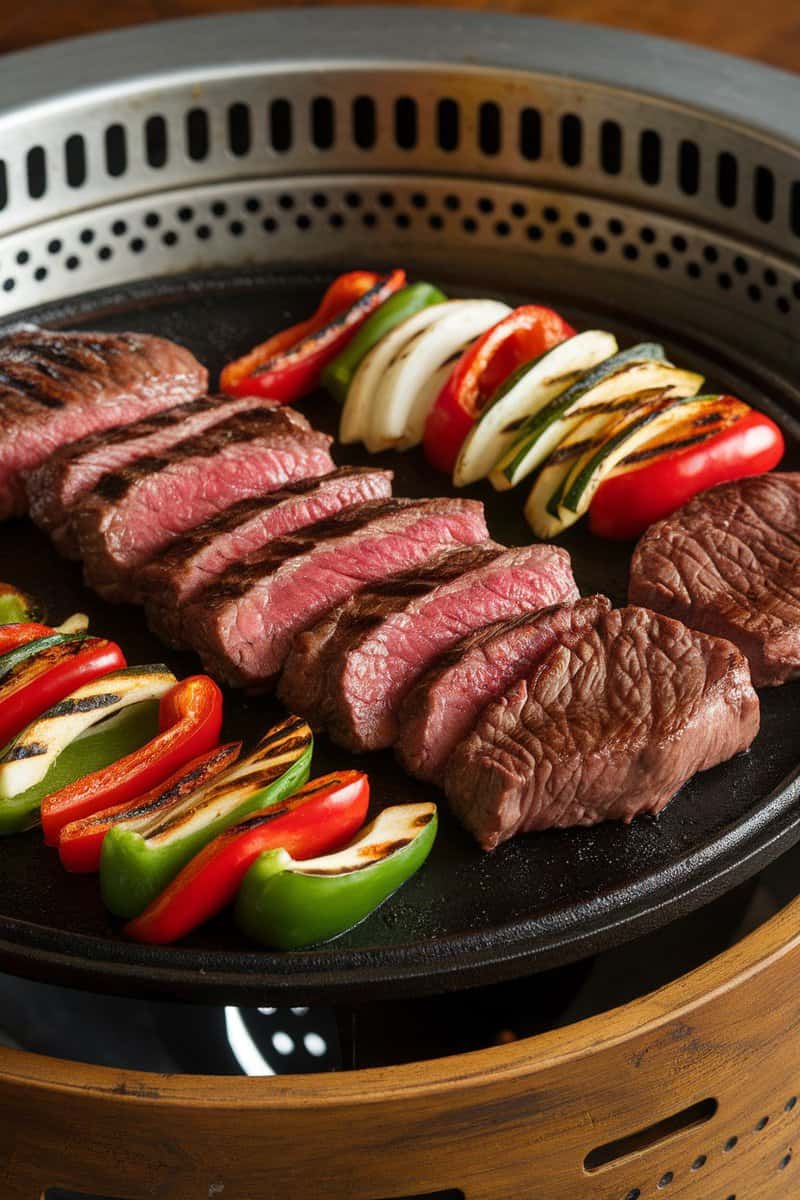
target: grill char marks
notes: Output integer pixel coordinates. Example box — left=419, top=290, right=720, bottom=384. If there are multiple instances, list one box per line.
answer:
left=0, top=326, right=208, bottom=518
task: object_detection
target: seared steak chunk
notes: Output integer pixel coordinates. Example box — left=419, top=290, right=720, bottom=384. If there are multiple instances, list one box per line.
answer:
left=141, top=467, right=394, bottom=646
left=74, top=407, right=333, bottom=601
left=186, top=497, right=488, bottom=686
left=0, top=326, right=206, bottom=518
left=396, top=595, right=610, bottom=782
left=280, top=542, right=578, bottom=752
left=446, top=605, right=759, bottom=850
left=629, top=473, right=800, bottom=686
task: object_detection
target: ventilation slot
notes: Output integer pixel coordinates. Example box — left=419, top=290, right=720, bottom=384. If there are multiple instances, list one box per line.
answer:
left=479, top=102, right=501, bottom=156
left=754, top=166, right=775, bottom=222
left=26, top=146, right=47, bottom=199
left=717, top=152, right=738, bottom=207
left=599, top=120, right=622, bottom=174
left=226, top=103, right=251, bottom=158
left=145, top=116, right=168, bottom=169
left=352, top=96, right=376, bottom=149
left=186, top=108, right=210, bottom=161
left=639, top=130, right=662, bottom=185
left=269, top=99, right=293, bottom=153
left=678, top=140, right=700, bottom=195
left=0, top=160, right=6, bottom=210
left=394, top=97, right=418, bottom=150
left=104, top=124, right=127, bottom=177
left=436, top=98, right=460, bottom=152
left=64, top=134, right=86, bottom=188
left=585, top=1099, right=718, bottom=1172
left=559, top=113, right=582, bottom=167
left=311, top=97, right=335, bottom=150
left=520, top=107, right=542, bottom=161
left=791, top=181, right=800, bottom=236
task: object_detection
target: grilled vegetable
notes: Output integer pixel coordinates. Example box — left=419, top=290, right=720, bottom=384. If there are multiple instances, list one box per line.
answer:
left=236, top=802, right=437, bottom=950
left=41, top=675, right=223, bottom=846
left=0, top=624, right=57, bottom=657
left=100, top=716, right=313, bottom=919
left=589, top=400, right=786, bottom=539
left=423, top=305, right=575, bottom=475
left=0, top=665, right=175, bottom=833
left=453, top=330, right=619, bottom=486
left=0, top=583, right=45, bottom=625
left=322, top=283, right=446, bottom=404
left=125, top=770, right=370, bottom=944
left=222, top=270, right=406, bottom=403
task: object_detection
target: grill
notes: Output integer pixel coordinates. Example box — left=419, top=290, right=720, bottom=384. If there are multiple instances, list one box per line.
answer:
left=1, top=10, right=800, bottom=1199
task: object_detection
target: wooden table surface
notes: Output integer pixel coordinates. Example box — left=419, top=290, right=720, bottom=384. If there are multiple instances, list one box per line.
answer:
left=0, top=0, right=798, bottom=72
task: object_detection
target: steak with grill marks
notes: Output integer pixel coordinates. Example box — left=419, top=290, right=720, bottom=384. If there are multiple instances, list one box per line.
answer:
left=26, top=393, right=286, bottom=557
left=185, top=497, right=489, bottom=686
left=396, top=595, right=611, bottom=782
left=629, top=473, right=800, bottom=687
left=445, top=605, right=760, bottom=850
left=0, top=326, right=207, bottom=519
left=280, top=542, right=578, bottom=752
left=141, top=466, right=394, bottom=647
left=73, top=407, right=334, bottom=602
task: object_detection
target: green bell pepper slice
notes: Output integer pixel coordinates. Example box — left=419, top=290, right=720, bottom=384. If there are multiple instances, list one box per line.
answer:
left=321, top=283, right=447, bottom=403
left=101, top=716, right=313, bottom=919
left=0, top=583, right=45, bottom=626
left=235, top=802, right=437, bottom=949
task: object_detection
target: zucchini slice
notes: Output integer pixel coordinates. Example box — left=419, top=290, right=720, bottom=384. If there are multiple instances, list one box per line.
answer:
left=453, top=330, right=618, bottom=486
left=488, top=343, right=668, bottom=491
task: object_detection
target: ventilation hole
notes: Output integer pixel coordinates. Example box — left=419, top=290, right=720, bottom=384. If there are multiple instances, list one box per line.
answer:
left=678, top=139, right=701, bottom=195
left=658, top=1173, right=673, bottom=1188
left=495, top=220, right=511, bottom=237
left=211, top=201, right=228, bottom=217
left=104, top=124, right=127, bottom=177
left=394, top=213, right=410, bottom=229
left=591, top=236, right=608, bottom=254
left=311, top=97, right=335, bottom=150
left=671, top=234, right=687, bottom=252
left=229, top=220, right=244, bottom=236
left=717, top=152, right=738, bottom=207
left=436, top=98, right=460, bottom=152
left=787, top=1097, right=798, bottom=1111
left=186, top=108, right=209, bottom=161
left=599, top=119, right=622, bottom=174
left=26, top=146, right=47, bottom=199
left=756, top=1116, right=770, bottom=1130
left=462, top=217, right=477, bottom=233
left=278, top=194, right=294, bottom=211
left=34, top=266, right=47, bottom=281
left=754, top=166, right=775, bottom=222
left=543, top=206, right=559, bottom=223
left=576, top=211, right=592, bottom=228
left=748, top=284, right=762, bottom=302
left=329, top=213, right=344, bottom=229
left=309, top=193, right=327, bottom=210
left=129, top=238, right=144, bottom=254
left=640, top=226, right=656, bottom=244
left=177, top=206, right=194, bottom=223
left=196, top=224, right=211, bottom=240
left=47, top=238, right=62, bottom=255
left=479, top=102, right=502, bottom=156
left=429, top=214, right=443, bottom=231
left=411, top=192, right=427, bottom=209
left=763, top=267, right=778, bottom=286
left=363, top=212, right=377, bottom=228
left=144, top=212, right=160, bottom=229
left=558, top=230, right=575, bottom=247
left=296, top=214, right=311, bottom=231
left=244, top=197, right=261, bottom=213
left=733, top=255, right=748, bottom=275
left=691, top=1155, right=707, bottom=1170
left=16, top=250, right=29, bottom=264
left=111, top=220, right=127, bottom=236
left=655, top=252, right=671, bottom=269
left=394, top=97, right=418, bottom=150
left=378, top=192, right=395, bottom=209
left=560, top=113, right=582, bottom=167
left=270, top=99, right=293, bottom=153
left=145, top=115, right=168, bottom=168
left=625, top=1191, right=641, bottom=1200
left=780, top=1154, right=792, bottom=1169
left=608, top=218, right=624, bottom=236
left=623, top=244, right=639, bottom=261
left=527, top=224, right=543, bottom=241
left=228, top=103, right=251, bottom=157
left=777, top=296, right=790, bottom=313
left=345, top=192, right=361, bottom=209
left=686, top=261, right=701, bottom=278
left=64, top=134, right=86, bottom=188
left=478, top=197, right=495, bottom=214
left=162, top=231, right=177, bottom=247
left=3, top=278, right=14, bottom=292
left=639, top=130, right=662, bottom=185
left=703, top=244, right=719, bottom=263
left=352, top=96, right=376, bottom=149
left=586, top=1100, right=718, bottom=1175
left=791, top=183, right=800, bottom=236
left=262, top=217, right=277, bottom=233
left=520, top=107, right=542, bottom=161
left=444, top=194, right=460, bottom=212
left=718, top=272, right=733, bottom=289
left=511, top=201, right=527, bottom=218
left=97, top=246, right=112, bottom=261
left=0, top=160, right=7, bottom=210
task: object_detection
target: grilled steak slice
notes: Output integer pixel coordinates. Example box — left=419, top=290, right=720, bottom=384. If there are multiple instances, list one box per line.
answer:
left=629, top=473, right=800, bottom=687
left=0, top=326, right=207, bottom=519
left=27, top=393, right=285, bottom=557
left=187, top=497, right=488, bottom=686
left=74, top=407, right=334, bottom=601
left=396, top=595, right=611, bottom=782
left=280, top=542, right=578, bottom=752
left=446, top=605, right=759, bottom=850
left=141, top=467, right=394, bottom=647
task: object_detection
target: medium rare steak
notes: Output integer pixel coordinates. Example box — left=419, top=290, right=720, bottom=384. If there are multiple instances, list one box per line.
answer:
left=74, top=407, right=334, bottom=601
left=141, top=467, right=394, bottom=646
left=629, top=473, right=800, bottom=687
left=186, top=497, right=488, bottom=686
left=0, top=326, right=207, bottom=519
left=26, top=393, right=283, bottom=557
left=280, top=542, right=578, bottom=752
left=445, top=605, right=759, bottom=850
left=396, top=595, right=610, bottom=782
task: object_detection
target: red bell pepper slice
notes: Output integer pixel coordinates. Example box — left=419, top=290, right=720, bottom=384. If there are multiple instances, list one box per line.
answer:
left=41, top=675, right=223, bottom=846
left=423, top=305, right=575, bottom=474
left=124, top=770, right=370, bottom=944
left=589, top=404, right=785, bottom=540
left=0, top=622, right=55, bottom=655
left=57, top=742, right=242, bottom=874
left=0, top=636, right=126, bottom=748
left=222, top=269, right=406, bottom=403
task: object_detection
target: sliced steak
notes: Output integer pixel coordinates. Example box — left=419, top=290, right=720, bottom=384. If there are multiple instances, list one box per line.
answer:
left=396, top=594, right=610, bottom=782
left=629, top=473, right=800, bottom=687
left=187, top=497, right=488, bottom=687
left=26, top=393, right=287, bottom=557
left=280, top=542, right=578, bottom=752
left=445, top=605, right=760, bottom=850
left=0, top=326, right=207, bottom=519
left=74, top=407, right=334, bottom=601
left=141, top=467, right=394, bottom=646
